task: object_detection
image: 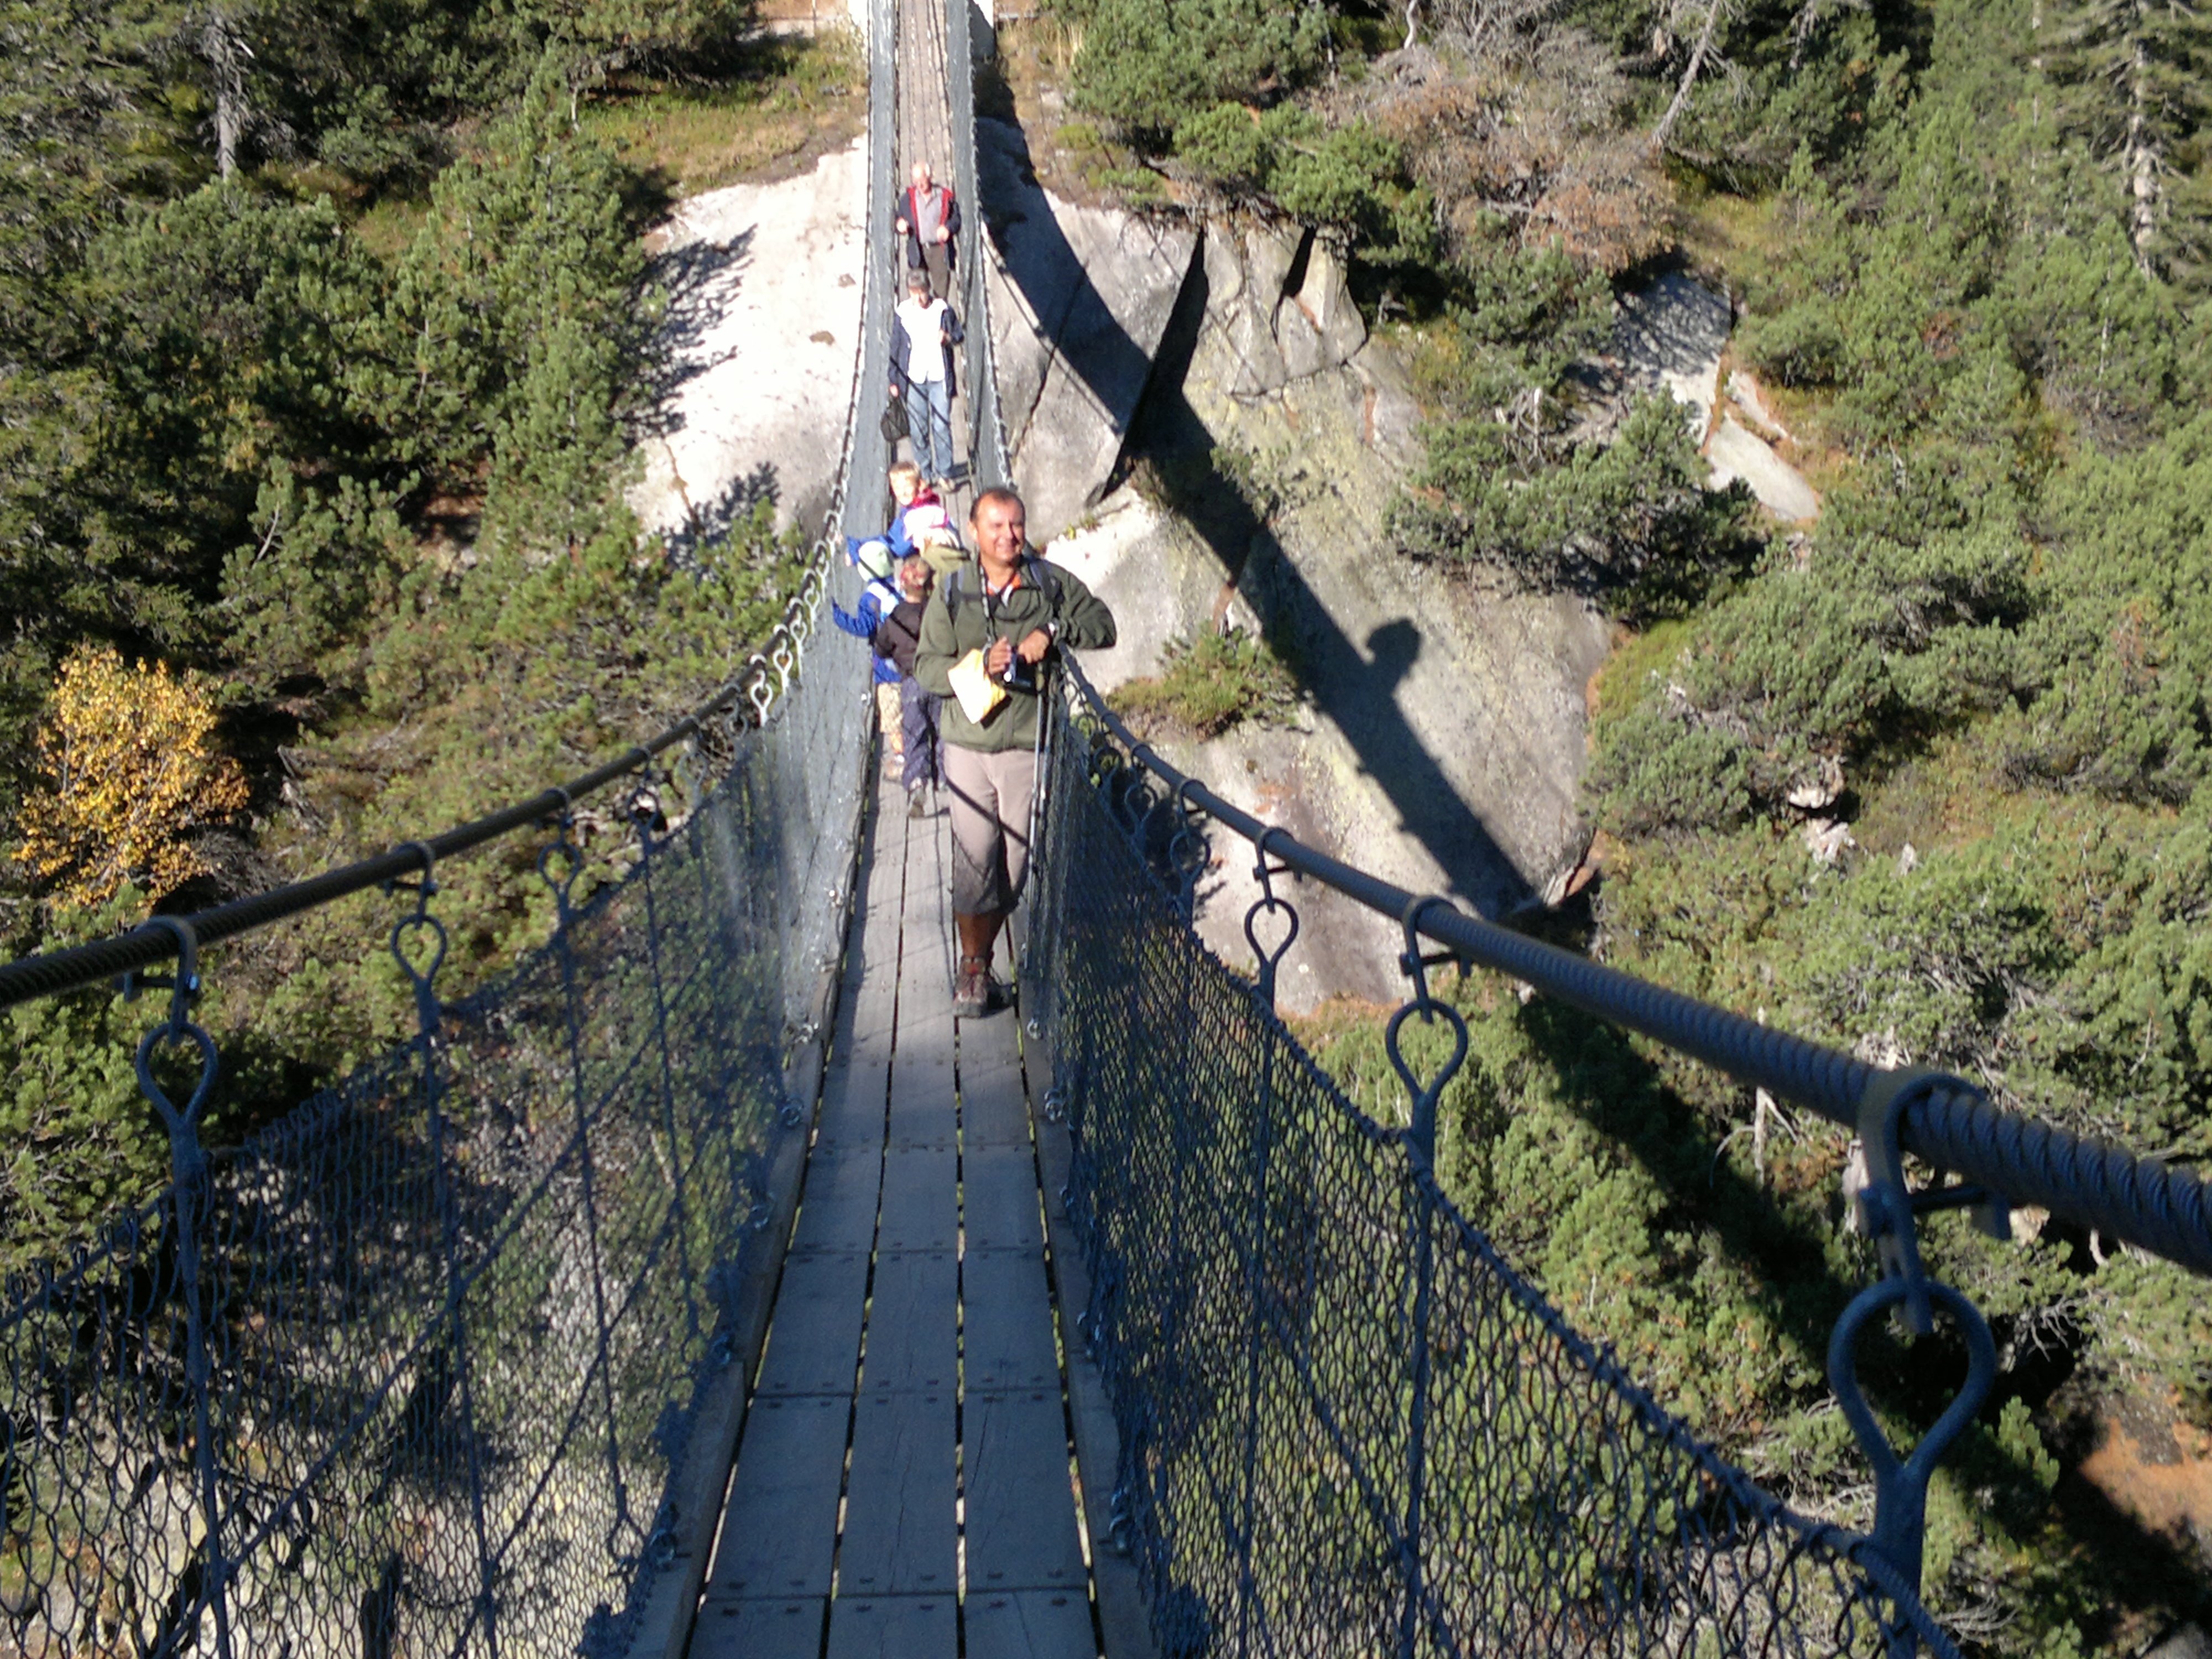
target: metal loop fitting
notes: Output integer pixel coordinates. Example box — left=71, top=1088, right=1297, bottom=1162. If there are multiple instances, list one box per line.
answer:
left=387, top=845, right=449, bottom=1016
left=1851, top=1070, right=2009, bottom=1335
left=538, top=810, right=583, bottom=915
left=126, top=917, right=219, bottom=1145
left=1243, top=828, right=1300, bottom=1008
left=1386, top=895, right=1467, bottom=1166
left=119, top=915, right=203, bottom=1041
left=1827, top=1275, right=1996, bottom=1606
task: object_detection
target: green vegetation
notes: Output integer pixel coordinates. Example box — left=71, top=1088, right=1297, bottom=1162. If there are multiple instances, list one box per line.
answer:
left=1047, top=0, right=2212, bottom=1639
left=1110, top=628, right=1302, bottom=737
left=0, top=0, right=837, bottom=1266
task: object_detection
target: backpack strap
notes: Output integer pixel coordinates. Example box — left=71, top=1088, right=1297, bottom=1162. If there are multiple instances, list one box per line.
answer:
left=944, top=556, right=1063, bottom=628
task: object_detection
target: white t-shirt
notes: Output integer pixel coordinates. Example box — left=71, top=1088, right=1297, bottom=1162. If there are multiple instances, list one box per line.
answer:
left=897, top=296, right=948, bottom=385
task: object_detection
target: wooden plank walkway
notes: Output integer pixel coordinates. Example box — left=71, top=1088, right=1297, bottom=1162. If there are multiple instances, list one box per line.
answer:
left=690, top=770, right=1103, bottom=1659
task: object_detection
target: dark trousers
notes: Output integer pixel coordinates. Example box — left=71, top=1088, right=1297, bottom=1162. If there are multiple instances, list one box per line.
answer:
left=900, top=678, right=943, bottom=791
left=920, top=241, right=952, bottom=301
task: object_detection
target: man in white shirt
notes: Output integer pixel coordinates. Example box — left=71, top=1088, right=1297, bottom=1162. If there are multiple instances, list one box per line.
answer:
left=890, top=270, right=962, bottom=488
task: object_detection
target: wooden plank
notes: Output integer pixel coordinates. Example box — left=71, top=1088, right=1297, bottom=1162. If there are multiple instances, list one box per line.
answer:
left=837, top=1389, right=957, bottom=1596
left=886, top=1014, right=957, bottom=1148
left=963, top=1588, right=1098, bottom=1659
left=961, top=1144, right=1044, bottom=1254
left=750, top=1249, right=869, bottom=1397
left=961, top=1249, right=1060, bottom=1394
left=815, top=1045, right=888, bottom=1150
left=959, top=1029, right=1031, bottom=1148
left=1031, top=1095, right=1163, bottom=1659
left=788, top=1140, right=884, bottom=1255
left=874, top=1145, right=957, bottom=1251
left=891, top=873, right=958, bottom=1149
left=688, top=1594, right=826, bottom=1659
left=825, top=1593, right=958, bottom=1659
left=702, top=1391, right=849, bottom=1599
left=857, top=1249, right=958, bottom=1394
left=962, top=1389, right=1088, bottom=1595
left=962, top=1072, right=1031, bottom=1146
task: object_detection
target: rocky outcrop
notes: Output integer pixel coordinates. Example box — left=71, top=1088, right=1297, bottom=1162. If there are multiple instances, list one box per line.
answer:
left=978, top=118, right=1197, bottom=541
left=1614, top=272, right=1820, bottom=525
left=1036, top=212, right=1609, bottom=1010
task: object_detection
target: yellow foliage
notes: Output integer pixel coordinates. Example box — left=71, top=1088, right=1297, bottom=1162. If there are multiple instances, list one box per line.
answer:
left=14, top=646, right=250, bottom=909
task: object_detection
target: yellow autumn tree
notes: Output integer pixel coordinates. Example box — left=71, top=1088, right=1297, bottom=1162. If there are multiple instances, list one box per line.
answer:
left=14, top=645, right=250, bottom=910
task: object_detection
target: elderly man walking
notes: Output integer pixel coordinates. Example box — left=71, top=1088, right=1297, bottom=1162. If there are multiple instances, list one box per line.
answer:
left=893, top=160, right=960, bottom=301
left=915, top=488, right=1116, bottom=1016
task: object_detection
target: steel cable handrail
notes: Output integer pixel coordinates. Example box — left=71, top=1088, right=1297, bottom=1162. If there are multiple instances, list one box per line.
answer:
left=1055, top=657, right=2212, bottom=1279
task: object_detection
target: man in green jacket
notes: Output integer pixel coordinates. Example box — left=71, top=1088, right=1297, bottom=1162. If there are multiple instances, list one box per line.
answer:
left=915, top=487, right=1117, bottom=1016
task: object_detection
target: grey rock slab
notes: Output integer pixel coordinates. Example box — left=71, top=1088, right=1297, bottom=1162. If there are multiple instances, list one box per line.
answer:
left=1615, top=272, right=1730, bottom=432
left=630, top=140, right=868, bottom=541
left=1706, top=414, right=1819, bottom=522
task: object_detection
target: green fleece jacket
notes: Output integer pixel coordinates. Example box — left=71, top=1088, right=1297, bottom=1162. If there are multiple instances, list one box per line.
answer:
left=914, top=554, right=1117, bottom=752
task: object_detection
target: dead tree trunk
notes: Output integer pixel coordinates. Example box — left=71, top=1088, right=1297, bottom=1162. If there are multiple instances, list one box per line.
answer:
left=2124, top=21, right=2159, bottom=270
left=202, top=6, right=247, bottom=179
left=1649, top=0, right=1723, bottom=153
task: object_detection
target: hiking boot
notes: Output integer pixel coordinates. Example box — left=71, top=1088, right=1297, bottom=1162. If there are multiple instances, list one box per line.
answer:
left=953, top=959, right=988, bottom=1018
left=907, top=789, right=928, bottom=820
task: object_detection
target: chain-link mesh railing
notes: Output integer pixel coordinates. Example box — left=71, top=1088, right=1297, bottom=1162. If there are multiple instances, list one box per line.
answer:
left=0, top=2, right=900, bottom=1636
left=0, top=550, right=872, bottom=1659
left=1022, top=679, right=1958, bottom=1659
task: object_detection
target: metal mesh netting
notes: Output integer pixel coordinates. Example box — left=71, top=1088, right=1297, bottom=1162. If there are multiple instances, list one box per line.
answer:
left=0, top=555, right=872, bottom=1659
left=1022, top=685, right=1958, bottom=1659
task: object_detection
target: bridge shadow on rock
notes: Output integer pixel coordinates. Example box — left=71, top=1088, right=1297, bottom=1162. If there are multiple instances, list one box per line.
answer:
left=978, top=117, right=1529, bottom=917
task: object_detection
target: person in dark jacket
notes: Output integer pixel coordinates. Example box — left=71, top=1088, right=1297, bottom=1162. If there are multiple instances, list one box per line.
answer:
left=893, top=160, right=961, bottom=300
left=889, top=270, right=963, bottom=489
left=915, top=487, right=1117, bottom=1015
left=874, top=554, right=943, bottom=818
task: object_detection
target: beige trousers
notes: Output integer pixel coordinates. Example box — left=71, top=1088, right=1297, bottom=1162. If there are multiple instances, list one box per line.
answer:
left=942, top=744, right=1037, bottom=917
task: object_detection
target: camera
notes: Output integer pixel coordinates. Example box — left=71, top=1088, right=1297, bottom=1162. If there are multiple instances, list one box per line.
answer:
left=998, top=652, right=1037, bottom=692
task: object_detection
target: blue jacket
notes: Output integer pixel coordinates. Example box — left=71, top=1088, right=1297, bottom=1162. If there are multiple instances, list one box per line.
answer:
left=832, top=577, right=904, bottom=685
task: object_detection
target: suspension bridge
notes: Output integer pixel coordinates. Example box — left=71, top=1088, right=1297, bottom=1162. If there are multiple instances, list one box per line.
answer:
left=0, top=4, right=2207, bottom=1658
